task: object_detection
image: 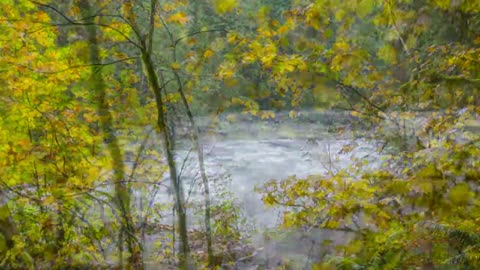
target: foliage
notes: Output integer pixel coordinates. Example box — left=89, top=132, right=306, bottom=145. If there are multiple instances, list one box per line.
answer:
left=1, top=0, right=479, bottom=269
left=255, top=0, right=480, bottom=269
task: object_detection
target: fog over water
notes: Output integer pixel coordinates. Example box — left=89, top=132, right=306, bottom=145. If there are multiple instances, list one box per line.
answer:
left=136, top=112, right=380, bottom=268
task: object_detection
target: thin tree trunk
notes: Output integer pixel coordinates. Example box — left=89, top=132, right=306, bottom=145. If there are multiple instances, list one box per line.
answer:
left=173, top=2, right=214, bottom=262
left=79, top=1, right=142, bottom=268
left=140, top=48, right=191, bottom=269
left=85, top=0, right=191, bottom=266
left=136, top=1, right=191, bottom=267
left=158, top=2, right=214, bottom=263
left=174, top=72, right=214, bottom=266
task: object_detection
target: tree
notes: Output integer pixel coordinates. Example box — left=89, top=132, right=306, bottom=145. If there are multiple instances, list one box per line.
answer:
left=2, top=0, right=478, bottom=269
left=256, top=0, right=480, bottom=269
left=78, top=0, right=143, bottom=267
left=0, top=1, right=116, bottom=268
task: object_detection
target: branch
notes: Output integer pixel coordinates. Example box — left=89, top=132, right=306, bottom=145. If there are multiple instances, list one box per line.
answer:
left=30, top=0, right=75, bottom=24
left=28, top=1, right=143, bottom=49
left=147, top=0, right=158, bottom=54
left=337, top=81, right=385, bottom=114
left=10, top=57, right=138, bottom=74
left=174, top=29, right=227, bottom=47
left=127, top=127, right=154, bottom=183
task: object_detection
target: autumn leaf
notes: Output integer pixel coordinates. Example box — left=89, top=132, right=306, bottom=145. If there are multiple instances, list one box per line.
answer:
left=171, top=62, right=181, bottom=70
left=166, top=12, right=189, bottom=24
left=187, top=38, right=197, bottom=45
left=227, top=32, right=238, bottom=43
left=203, top=49, right=214, bottom=59
left=214, top=0, right=237, bottom=14
left=42, top=196, right=55, bottom=206
left=378, top=45, right=397, bottom=64
left=231, top=97, right=244, bottom=105
left=356, top=0, right=375, bottom=18
left=260, top=110, right=275, bottom=119
left=121, top=2, right=136, bottom=21
left=289, top=110, right=297, bottom=119
left=449, top=183, right=473, bottom=205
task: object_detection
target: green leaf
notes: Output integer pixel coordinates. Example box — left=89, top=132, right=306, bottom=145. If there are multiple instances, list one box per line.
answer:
left=378, top=45, right=397, bottom=64
left=449, top=183, right=473, bottom=205
left=356, top=0, right=375, bottom=18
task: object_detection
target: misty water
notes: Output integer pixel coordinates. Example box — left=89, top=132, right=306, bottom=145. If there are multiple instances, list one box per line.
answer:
left=136, top=111, right=380, bottom=268
left=176, top=137, right=376, bottom=228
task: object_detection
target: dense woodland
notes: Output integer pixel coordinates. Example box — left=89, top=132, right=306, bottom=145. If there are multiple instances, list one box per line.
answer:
left=0, top=0, right=479, bottom=269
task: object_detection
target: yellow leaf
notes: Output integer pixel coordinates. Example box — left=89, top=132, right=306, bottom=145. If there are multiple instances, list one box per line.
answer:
left=113, top=51, right=129, bottom=60
left=43, top=196, right=55, bottom=206
left=242, top=53, right=256, bottom=64
left=87, top=166, right=98, bottom=179
left=378, top=45, right=397, bottom=64
left=418, top=182, right=433, bottom=194
left=246, top=110, right=258, bottom=116
left=335, top=9, right=346, bottom=21
left=121, top=3, right=132, bottom=16
left=166, top=12, right=189, bottom=24
left=203, top=49, right=214, bottom=58
left=217, top=65, right=234, bottom=78
left=232, top=97, right=244, bottom=105
left=214, top=0, right=237, bottom=14
left=449, top=183, right=473, bottom=205
left=171, top=62, right=181, bottom=70
left=224, top=78, right=238, bottom=87
left=278, top=25, right=290, bottom=34
left=289, top=110, right=297, bottom=119
left=35, top=11, right=50, bottom=22
left=260, top=110, right=275, bottom=119
left=227, top=33, right=238, bottom=43
left=333, top=41, right=349, bottom=52
left=68, top=6, right=81, bottom=16
left=356, top=0, right=375, bottom=18
left=121, top=3, right=135, bottom=20
left=99, top=48, right=108, bottom=60
left=162, top=3, right=175, bottom=12
left=264, top=194, right=276, bottom=205
left=187, top=38, right=197, bottom=45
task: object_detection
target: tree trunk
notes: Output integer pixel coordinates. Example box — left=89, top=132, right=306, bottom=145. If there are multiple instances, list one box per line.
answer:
left=79, top=1, right=142, bottom=268
left=140, top=49, right=191, bottom=269
left=174, top=71, right=214, bottom=266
